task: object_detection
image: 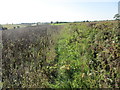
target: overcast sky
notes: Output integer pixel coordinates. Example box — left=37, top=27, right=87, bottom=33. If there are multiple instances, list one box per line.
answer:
left=0, top=0, right=119, bottom=24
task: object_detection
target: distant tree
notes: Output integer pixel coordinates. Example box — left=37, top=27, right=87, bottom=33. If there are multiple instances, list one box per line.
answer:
left=2, top=27, right=7, bottom=30
left=17, top=26, right=20, bottom=28
left=56, top=21, right=59, bottom=24
left=86, top=20, right=89, bottom=22
left=36, top=23, right=38, bottom=26
left=0, top=24, right=2, bottom=29
left=51, top=21, right=53, bottom=24
left=114, top=14, right=120, bottom=20
left=114, top=14, right=120, bottom=28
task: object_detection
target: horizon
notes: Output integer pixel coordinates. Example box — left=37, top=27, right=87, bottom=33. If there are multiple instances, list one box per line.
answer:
left=0, top=20, right=116, bottom=25
left=0, top=0, right=119, bottom=24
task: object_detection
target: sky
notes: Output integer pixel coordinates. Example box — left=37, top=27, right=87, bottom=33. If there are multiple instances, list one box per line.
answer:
left=0, top=0, right=119, bottom=24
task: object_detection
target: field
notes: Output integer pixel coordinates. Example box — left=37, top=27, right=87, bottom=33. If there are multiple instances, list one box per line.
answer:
left=2, top=24, right=29, bottom=30
left=1, top=20, right=120, bottom=88
left=50, top=23, right=67, bottom=26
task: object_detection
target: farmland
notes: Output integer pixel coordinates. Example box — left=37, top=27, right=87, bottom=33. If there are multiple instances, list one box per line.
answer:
left=1, top=20, right=120, bottom=88
left=2, top=24, right=28, bottom=30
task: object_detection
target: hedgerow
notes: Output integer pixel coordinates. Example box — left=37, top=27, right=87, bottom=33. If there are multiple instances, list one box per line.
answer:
left=47, top=21, right=120, bottom=88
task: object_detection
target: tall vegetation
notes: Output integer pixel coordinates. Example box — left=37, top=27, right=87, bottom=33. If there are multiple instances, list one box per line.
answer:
left=2, top=25, right=62, bottom=88
left=2, top=21, right=120, bottom=88
left=114, top=14, right=120, bottom=20
left=46, top=21, right=120, bottom=88
left=0, top=24, right=2, bottom=29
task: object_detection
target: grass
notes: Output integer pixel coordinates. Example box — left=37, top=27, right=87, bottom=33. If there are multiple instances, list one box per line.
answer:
left=2, top=24, right=29, bottom=29
left=46, top=21, right=120, bottom=88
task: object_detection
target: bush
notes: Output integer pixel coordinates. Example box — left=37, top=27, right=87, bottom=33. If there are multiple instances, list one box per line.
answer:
left=47, top=21, right=120, bottom=88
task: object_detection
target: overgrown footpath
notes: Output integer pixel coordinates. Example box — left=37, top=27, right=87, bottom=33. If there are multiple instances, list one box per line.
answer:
left=46, top=21, right=120, bottom=88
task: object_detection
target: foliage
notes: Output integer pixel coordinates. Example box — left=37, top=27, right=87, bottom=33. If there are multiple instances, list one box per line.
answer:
left=114, top=14, right=120, bottom=20
left=2, top=24, right=28, bottom=30
left=2, top=21, right=120, bottom=88
left=0, top=24, right=2, bottom=28
left=46, top=21, right=120, bottom=88
left=2, top=25, right=62, bottom=88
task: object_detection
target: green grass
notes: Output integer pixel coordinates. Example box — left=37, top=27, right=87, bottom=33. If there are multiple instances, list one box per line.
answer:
left=46, top=21, right=120, bottom=88
left=2, top=24, right=28, bottom=29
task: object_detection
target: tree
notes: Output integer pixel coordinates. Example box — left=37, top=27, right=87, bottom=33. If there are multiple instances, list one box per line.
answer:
left=56, top=21, right=59, bottom=24
left=114, top=14, right=120, bottom=28
left=51, top=21, right=53, bottom=24
left=0, top=24, right=3, bottom=30
left=114, top=14, right=120, bottom=20
left=0, top=24, right=2, bottom=28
